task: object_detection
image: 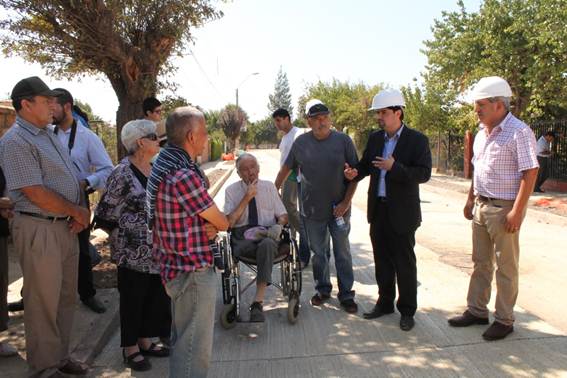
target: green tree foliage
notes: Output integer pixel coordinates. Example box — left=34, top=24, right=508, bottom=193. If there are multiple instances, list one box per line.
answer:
left=160, top=96, right=190, bottom=119
left=0, top=0, right=222, bottom=157
left=72, top=99, right=118, bottom=164
left=298, top=79, right=383, bottom=151
left=204, top=109, right=225, bottom=144
left=241, top=116, right=278, bottom=148
left=422, top=0, right=567, bottom=123
left=268, top=66, right=293, bottom=115
left=218, top=104, right=247, bottom=152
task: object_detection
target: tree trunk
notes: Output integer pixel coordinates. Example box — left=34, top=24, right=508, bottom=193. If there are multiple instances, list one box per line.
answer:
left=107, top=70, right=156, bottom=159
left=115, top=98, right=145, bottom=158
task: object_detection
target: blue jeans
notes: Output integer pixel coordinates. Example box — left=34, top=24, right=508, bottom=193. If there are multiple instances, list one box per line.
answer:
left=164, top=268, right=217, bottom=378
left=303, top=215, right=355, bottom=302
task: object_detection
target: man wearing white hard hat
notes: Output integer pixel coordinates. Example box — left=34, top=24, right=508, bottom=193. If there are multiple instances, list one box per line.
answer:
left=344, top=89, right=431, bottom=331
left=275, top=99, right=359, bottom=314
left=448, top=76, right=538, bottom=341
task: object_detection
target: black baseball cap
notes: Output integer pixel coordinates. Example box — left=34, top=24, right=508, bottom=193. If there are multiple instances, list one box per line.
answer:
left=11, top=76, right=58, bottom=100
left=305, top=99, right=330, bottom=118
left=53, top=88, right=74, bottom=105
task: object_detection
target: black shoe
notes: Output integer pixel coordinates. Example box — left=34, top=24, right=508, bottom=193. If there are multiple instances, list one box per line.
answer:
left=448, top=310, right=489, bottom=327
left=400, top=315, right=415, bottom=331
left=159, top=337, right=171, bottom=348
left=482, top=321, right=514, bottom=341
left=82, top=297, right=106, bottom=314
left=363, top=305, right=394, bottom=319
left=139, top=343, right=170, bottom=357
left=310, top=293, right=331, bottom=306
left=123, top=350, right=151, bottom=372
left=340, top=299, right=358, bottom=314
left=249, top=301, right=265, bottom=322
left=7, top=299, right=23, bottom=312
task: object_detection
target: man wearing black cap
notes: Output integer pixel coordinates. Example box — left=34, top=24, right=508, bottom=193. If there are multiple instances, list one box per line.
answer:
left=275, top=99, right=359, bottom=314
left=52, top=88, right=113, bottom=313
left=0, top=76, right=90, bottom=377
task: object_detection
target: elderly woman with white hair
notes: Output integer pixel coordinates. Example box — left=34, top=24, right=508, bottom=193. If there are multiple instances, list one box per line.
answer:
left=94, top=119, right=170, bottom=371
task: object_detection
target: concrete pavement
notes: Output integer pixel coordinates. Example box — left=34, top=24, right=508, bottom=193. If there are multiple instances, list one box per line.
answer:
left=89, top=149, right=567, bottom=377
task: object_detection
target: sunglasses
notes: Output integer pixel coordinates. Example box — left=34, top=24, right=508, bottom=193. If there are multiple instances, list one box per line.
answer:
left=142, top=133, right=158, bottom=141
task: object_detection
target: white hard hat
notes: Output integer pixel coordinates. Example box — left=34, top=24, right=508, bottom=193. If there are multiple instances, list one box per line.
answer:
left=368, top=89, right=405, bottom=111
left=470, top=76, right=512, bottom=101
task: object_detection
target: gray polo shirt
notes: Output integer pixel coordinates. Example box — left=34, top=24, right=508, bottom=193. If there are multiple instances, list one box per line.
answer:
left=0, top=116, right=81, bottom=216
left=285, top=130, right=358, bottom=221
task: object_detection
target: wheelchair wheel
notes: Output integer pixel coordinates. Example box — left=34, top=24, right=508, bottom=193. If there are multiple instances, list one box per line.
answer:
left=220, top=303, right=238, bottom=329
left=287, top=295, right=300, bottom=324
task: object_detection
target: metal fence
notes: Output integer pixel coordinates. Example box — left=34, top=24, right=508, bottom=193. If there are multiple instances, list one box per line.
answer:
left=430, top=119, right=567, bottom=181
left=531, top=119, right=567, bottom=181
left=430, top=131, right=465, bottom=175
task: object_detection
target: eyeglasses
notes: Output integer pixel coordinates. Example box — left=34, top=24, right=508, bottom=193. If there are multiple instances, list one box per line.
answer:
left=142, top=133, right=158, bottom=141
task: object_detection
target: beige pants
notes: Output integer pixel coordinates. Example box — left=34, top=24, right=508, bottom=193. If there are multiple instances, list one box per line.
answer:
left=10, top=214, right=79, bottom=377
left=466, top=198, right=526, bottom=326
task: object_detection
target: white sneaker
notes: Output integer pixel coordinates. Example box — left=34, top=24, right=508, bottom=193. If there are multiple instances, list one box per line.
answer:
left=0, top=341, right=18, bottom=357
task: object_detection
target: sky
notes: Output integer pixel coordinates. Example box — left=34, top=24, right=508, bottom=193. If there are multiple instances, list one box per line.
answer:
left=0, top=0, right=482, bottom=123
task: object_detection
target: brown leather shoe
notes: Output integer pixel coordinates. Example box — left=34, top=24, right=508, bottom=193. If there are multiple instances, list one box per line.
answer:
left=59, top=359, right=89, bottom=375
left=310, top=293, right=331, bottom=306
left=448, top=310, right=489, bottom=327
left=482, top=321, right=513, bottom=341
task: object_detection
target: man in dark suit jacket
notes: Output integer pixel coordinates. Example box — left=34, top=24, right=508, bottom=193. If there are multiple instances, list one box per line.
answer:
left=345, top=89, right=432, bottom=331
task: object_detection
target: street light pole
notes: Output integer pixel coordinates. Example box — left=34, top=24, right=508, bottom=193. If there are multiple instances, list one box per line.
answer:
left=235, top=72, right=259, bottom=109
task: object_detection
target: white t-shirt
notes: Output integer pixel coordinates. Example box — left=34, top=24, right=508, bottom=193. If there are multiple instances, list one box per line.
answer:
left=279, top=126, right=306, bottom=167
left=536, top=136, right=551, bottom=157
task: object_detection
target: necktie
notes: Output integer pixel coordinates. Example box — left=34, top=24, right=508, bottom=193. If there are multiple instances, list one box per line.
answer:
left=248, top=197, right=258, bottom=226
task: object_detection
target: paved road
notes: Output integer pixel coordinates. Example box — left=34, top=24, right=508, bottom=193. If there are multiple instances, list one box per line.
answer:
left=91, top=149, right=567, bottom=377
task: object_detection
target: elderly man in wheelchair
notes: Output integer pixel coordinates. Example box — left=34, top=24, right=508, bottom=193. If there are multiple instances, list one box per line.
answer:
left=222, top=153, right=296, bottom=323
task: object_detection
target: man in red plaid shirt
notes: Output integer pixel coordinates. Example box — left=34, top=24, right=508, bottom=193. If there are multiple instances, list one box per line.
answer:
left=149, top=106, right=228, bottom=378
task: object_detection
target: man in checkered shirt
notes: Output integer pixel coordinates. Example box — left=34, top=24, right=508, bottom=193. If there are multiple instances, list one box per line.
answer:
left=448, top=76, right=539, bottom=341
left=150, top=106, right=228, bottom=378
left=0, top=77, right=91, bottom=376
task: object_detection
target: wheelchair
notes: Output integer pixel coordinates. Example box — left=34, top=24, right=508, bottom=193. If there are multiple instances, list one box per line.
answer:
left=218, top=226, right=302, bottom=328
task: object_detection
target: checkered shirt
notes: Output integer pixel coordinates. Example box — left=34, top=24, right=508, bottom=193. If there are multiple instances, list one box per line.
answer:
left=153, top=167, right=214, bottom=283
left=472, top=112, right=539, bottom=200
left=0, top=116, right=80, bottom=215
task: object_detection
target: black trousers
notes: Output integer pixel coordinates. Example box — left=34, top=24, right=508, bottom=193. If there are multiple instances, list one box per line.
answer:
left=78, top=228, right=96, bottom=301
left=117, top=266, right=171, bottom=347
left=535, top=156, right=550, bottom=190
left=369, top=201, right=417, bottom=316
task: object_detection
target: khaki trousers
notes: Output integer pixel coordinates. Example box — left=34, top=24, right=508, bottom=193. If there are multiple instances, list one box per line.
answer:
left=466, top=198, right=526, bottom=326
left=0, top=236, right=8, bottom=332
left=10, top=214, right=79, bottom=377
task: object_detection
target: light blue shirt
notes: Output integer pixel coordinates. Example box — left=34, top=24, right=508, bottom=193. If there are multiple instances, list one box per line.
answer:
left=377, top=125, right=404, bottom=197
left=51, top=122, right=114, bottom=190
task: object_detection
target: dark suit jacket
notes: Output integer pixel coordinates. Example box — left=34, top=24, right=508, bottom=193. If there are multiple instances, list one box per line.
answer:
left=355, top=125, right=432, bottom=234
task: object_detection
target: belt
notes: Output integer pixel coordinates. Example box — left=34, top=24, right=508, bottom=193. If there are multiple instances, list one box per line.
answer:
left=377, top=197, right=388, bottom=203
left=19, top=211, right=70, bottom=222
left=477, top=195, right=513, bottom=203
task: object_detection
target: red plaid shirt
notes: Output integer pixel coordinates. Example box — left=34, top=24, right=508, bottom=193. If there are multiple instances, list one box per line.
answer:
left=472, top=112, right=539, bottom=200
left=153, top=168, right=214, bottom=283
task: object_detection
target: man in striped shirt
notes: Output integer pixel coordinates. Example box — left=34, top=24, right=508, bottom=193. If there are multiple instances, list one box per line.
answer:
left=448, top=76, right=539, bottom=341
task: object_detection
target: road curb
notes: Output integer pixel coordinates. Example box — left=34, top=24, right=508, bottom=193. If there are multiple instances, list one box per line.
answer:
left=72, top=289, right=120, bottom=365
left=208, top=162, right=235, bottom=199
